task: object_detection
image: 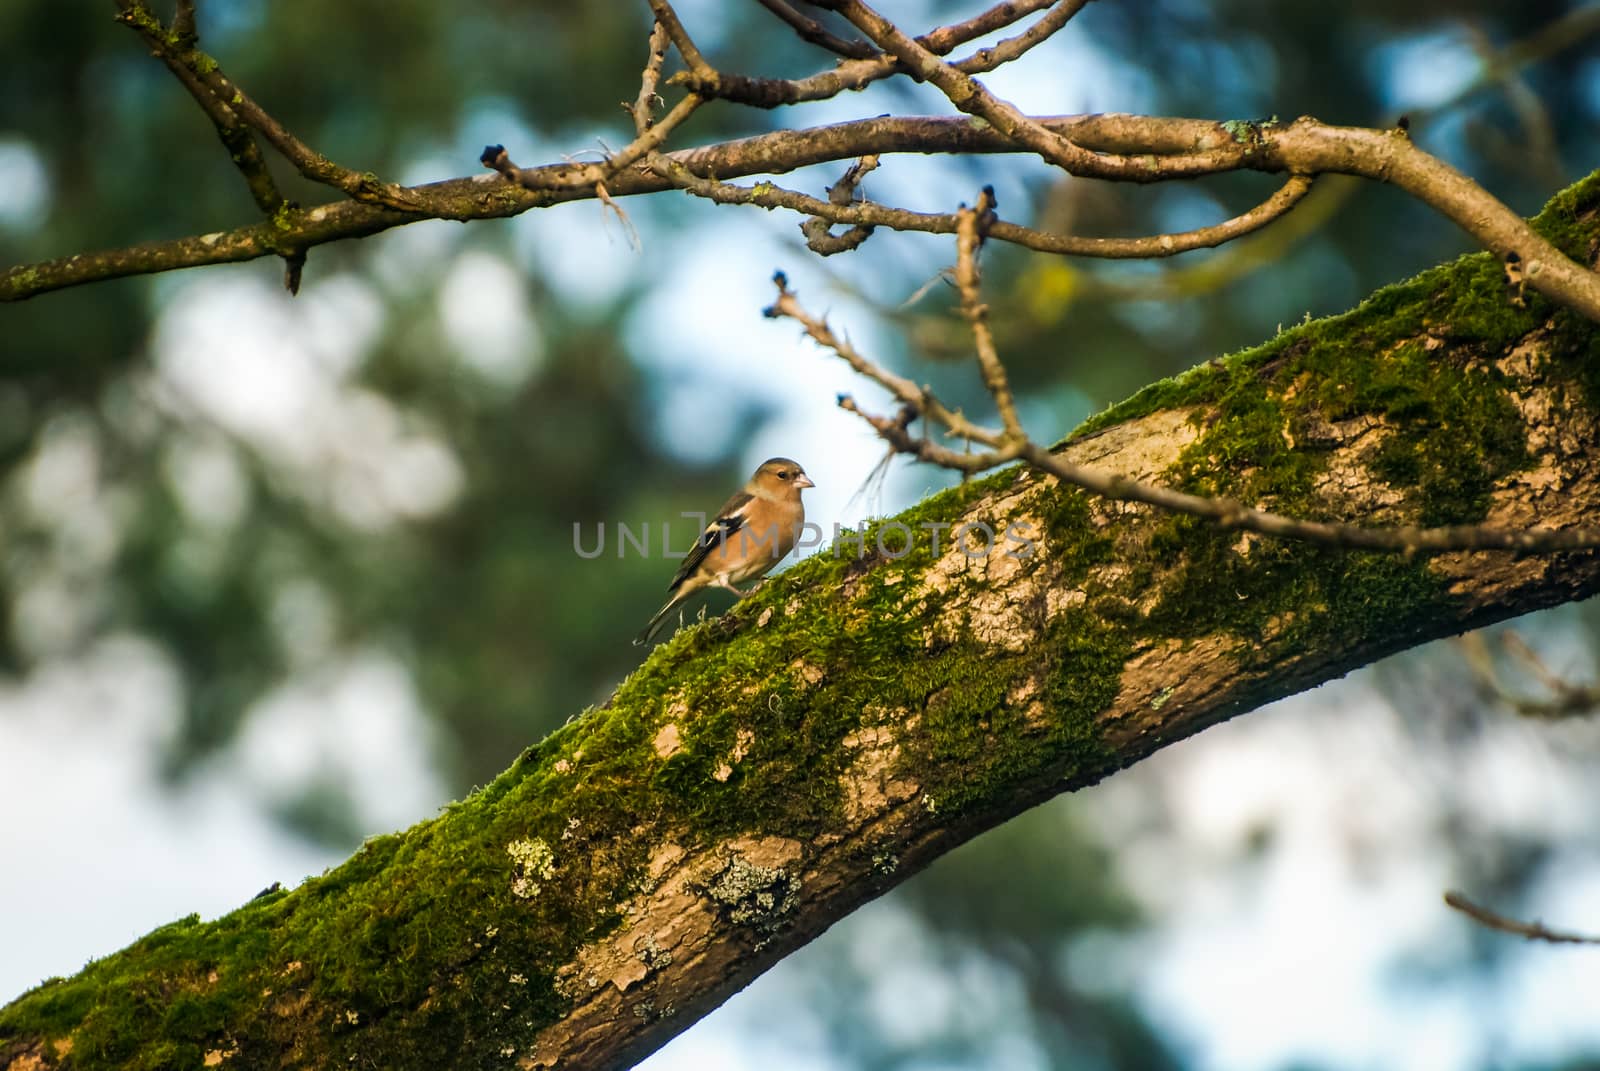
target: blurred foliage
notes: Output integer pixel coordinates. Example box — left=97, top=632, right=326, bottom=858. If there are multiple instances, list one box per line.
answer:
left=3, top=0, right=1600, bottom=1068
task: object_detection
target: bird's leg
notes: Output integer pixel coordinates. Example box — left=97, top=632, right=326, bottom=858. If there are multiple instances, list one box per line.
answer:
left=712, top=576, right=750, bottom=596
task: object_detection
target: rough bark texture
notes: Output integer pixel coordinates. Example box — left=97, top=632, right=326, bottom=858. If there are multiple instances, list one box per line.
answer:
left=4, top=176, right=1600, bottom=1071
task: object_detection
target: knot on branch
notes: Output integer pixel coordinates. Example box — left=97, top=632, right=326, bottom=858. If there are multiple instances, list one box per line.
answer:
left=802, top=155, right=881, bottom=254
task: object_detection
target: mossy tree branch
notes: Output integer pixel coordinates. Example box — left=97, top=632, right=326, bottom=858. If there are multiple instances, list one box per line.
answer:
left=5, top=173, right=1600, bottom=1071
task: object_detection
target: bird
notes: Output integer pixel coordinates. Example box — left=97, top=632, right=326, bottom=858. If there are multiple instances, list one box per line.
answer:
left=635, top=457, right=814, bottom=645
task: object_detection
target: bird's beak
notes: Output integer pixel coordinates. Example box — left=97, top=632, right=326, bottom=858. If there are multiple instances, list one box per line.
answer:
left=796, top=473, right=815, bottom=489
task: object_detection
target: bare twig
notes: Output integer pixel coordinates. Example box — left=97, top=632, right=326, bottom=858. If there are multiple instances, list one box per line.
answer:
left=647, top=147, right=1317, bottom=261
left=1016, top=442, right=1600, bottom=554
left=829, top=0, right=1232, bottom=182
left=754, top=0, right=876, bottom=58
left=646, top=0, right=715, bottom=79
left=1461, top=631, right=1600, bottom=718
left=1445, top=891, right=1600, bottom=945
left=632, top=20, right=674, bottom=135
left=594, top=181, right=642, bottom=251
left=485, top=92, right=704, bottom=193
left=171, top=0, right=197, bottom=48
left=114, top=0, right=282, bottom=216
left=765, top=274, right=1004, bottom=448
left=954, top=187, right=1021, bottom=440
left=111, top=0, right=305, bottom=288
left=476, top=0, right=705, bottom=195
left=670, top=0, right=1064, bottom=107
left=112, top=0, right=422, bottom=214
left=960, top=0, right=1094, bottom=74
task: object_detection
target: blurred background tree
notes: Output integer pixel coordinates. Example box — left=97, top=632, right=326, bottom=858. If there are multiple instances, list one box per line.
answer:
left=2, top=1, right=1599, bottom=1068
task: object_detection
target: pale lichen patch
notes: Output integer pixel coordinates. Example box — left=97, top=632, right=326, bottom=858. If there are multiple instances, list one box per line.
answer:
left=694, top=838, right=804, bottom=926
left=507, top=838, right=557, bottom=899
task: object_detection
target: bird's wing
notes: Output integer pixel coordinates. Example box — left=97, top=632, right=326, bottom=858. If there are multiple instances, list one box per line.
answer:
left=668, top=490, right=752, bottom=591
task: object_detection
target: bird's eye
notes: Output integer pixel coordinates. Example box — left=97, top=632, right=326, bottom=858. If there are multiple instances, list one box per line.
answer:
left=779, top=471, right=791, bottom=480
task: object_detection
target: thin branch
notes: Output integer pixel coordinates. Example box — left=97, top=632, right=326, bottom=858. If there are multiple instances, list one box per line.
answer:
left=771, top=274, right=1600, bottom=556
left=765, top=273, right=1003, bottom=448
left=489, top=93, right=704, bottom=192
left=1445, top=891, right=1600, bottom=945
left=646, top=0, right=715, bottom=79
left=494, top=12, right=705, bottom=193
left=955, top=187, right=1021, bottom=440
left=114, top=0, right=421, bottom=212
left=753, top=0, right=877, bottom=58
left=960, top=0, right=1094, bottom=74
left=1016, top=441, right=1600, bottom=554
left=647, top=147, right=1315, bottom=263
left=829, top=0, right=1230, bottom=182
left=171, top=0, right=197, bottom=48
left=201, top=75, right=425, bottom=211
left=901, top=0, right=1064, bottom=56
left=632, top=20, right=674, bottom=135
left=991, top=174, right=1317, bottom=258
left=839, top=394, right=1019, bottom=472
left=1461, top=630, right=1600, bottom=719
left=670, top=0, right=1062, bottom=107
left=113, top=0, right=283, bottom=215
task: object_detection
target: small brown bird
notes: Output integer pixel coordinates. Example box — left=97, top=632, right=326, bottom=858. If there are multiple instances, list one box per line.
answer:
left=635, top=457, right=814, bottom=645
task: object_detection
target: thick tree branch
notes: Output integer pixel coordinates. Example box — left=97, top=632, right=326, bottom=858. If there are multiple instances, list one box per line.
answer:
left=6, top=170, right=1600, bottom=1071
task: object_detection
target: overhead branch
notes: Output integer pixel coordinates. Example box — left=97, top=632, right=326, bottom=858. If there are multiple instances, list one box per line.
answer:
left=10, top=114, right=1600, bottom=318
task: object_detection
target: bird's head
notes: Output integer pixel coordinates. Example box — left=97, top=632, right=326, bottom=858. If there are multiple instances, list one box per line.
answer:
left=750, top=457, right=815, bottom=497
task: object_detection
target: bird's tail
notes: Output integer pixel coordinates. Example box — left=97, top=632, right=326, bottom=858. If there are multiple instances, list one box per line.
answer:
left=633, top=594, right=683, bottom=646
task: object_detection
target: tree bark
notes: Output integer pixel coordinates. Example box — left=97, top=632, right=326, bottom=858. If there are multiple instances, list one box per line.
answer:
left=4, top=174, right=1599, bottom=1071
